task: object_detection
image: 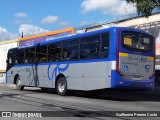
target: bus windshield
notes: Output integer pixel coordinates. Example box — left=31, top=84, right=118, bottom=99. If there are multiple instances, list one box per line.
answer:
left=121, top=30, right=153, bottom=52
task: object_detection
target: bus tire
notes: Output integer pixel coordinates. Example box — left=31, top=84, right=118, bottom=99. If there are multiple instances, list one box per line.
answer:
left=16, top=76, right=24, bottom=91
left=56, top=77, right=67, bottom=96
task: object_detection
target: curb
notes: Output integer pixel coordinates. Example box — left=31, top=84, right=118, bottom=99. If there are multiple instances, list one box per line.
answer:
left=0, top=83, right=5, bottom=87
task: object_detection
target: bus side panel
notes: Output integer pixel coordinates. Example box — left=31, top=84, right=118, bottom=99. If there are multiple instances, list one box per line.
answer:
left=46, top=61, right=113, bottom=91
left=66, top=61, right=113, bottom=91
left=43, top=64, right=59, bottom=88
left=6, top=67, right=17, bottom=84
left=19, top=64, right=54, bottom=88
left=83, top=61, right=112, bottom=90
left=65, top=63, right=85, bottom=90
left=6, top=65, right=34, bottom=86
left=39, top=64, right=54, bottom=88
left=16, top=65, right=35, bottom=86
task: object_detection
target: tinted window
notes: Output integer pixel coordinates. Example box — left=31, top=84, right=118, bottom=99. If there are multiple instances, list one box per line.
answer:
left=121, top=30, right=153, bottom=52
left=7, top=50, right=15, bottom=70
left=63, top=40, right=79, bottom=60
left=48, top=43, right=62, bottom=61
left=8, top=50, right=15, bottom=65
left=36, top=45, right=47, bottom=62
left=14, top=49, right=24, bottom=64
left=101, top=33, right=109, bottom=57
left=24, top=48, right=35, bottom=63
left=80, top=35, right=100, bottom=59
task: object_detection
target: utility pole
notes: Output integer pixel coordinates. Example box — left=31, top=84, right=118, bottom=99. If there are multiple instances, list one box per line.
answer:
left=21, top=30, right=24, bottom=38
left=19, top=30, right=24, bottom=38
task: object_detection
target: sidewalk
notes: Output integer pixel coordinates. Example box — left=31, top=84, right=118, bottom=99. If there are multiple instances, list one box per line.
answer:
left=0, top=83, right=15, bottom=87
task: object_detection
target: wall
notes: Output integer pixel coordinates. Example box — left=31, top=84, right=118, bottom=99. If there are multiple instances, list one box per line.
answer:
left=0, top=39, right=18, bottom=83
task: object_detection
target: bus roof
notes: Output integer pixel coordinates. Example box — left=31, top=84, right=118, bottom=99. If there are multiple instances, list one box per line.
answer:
left=10, top=26, right=153, bottom=50
left=38, top=26, right=153, bottom=46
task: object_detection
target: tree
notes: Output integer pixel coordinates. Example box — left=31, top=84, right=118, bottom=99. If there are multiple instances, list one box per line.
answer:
left=126, top=0, right=160, bottom=17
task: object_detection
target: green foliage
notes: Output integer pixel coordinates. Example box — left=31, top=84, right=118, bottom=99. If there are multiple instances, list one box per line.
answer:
left=126, top=0, right=160, bottom=17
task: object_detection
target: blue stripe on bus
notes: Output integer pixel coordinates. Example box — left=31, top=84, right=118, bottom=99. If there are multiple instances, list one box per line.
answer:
left=13, top=57, right=115, bottom=67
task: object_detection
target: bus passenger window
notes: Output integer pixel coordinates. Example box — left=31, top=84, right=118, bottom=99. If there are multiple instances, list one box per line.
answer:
left=80, top=35, right=100, bottom=59
left=63, top=40, right=79, bottom=61
left=8, top=51, right=14, bottom=65
left=36, top=45, right=47, bottom=63
left=63, top=51, right=69, bottom=60
left=14, top=49, right=24, bottom=64
left=7, top=50, right=16, bottom=70
left=101, top=33, right=109, bottom=58
left=24, top=48, right=35, bottom=63
left=48, top=43, right=62, bottom=62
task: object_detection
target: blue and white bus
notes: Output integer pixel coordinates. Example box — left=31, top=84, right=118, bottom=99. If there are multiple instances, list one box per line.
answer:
left=6, top=27, right=155, bottom=96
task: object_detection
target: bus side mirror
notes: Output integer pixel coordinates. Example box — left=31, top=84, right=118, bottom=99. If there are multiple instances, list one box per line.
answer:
left=6, top=60, right=9, bottom=63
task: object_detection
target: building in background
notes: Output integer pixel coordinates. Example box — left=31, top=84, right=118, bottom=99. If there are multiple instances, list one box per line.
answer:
left=0, top=39, right=18, bottom=83
left=19, top=27, right=74, bottom=48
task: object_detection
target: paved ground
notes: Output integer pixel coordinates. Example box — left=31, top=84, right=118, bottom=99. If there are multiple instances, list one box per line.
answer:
left=0, top=84, right=160, bottom=120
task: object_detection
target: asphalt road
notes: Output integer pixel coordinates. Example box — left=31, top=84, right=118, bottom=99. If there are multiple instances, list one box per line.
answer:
left=0, top=85, right=160, bottom=120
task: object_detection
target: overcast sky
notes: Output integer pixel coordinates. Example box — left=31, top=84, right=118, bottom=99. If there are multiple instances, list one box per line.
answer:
left=0, top=0, right=136, bottom=41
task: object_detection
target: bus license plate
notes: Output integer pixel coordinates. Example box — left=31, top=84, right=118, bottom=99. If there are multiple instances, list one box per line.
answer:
left=132, top=82, right=145, bottom=87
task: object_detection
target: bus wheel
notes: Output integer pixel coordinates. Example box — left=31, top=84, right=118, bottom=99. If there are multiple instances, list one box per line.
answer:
left=56, top=77, right=67, bottom=96
left=16, top=76, right=24, bottom=91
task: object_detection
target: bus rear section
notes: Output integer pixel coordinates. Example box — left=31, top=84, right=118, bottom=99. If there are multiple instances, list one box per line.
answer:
left=111, top=29, right=155, bottom=90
